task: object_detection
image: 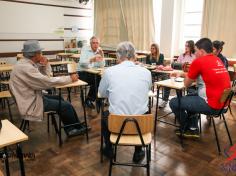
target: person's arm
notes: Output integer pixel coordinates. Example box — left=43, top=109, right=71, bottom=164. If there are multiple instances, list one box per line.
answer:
left=79, top=46, right=91, bottom=68
left=146, top=55, right=151, bottom=65
left=184, top=76, right=195, bottom=87
left=22, top=65, right=73, bottom=90
left=98, top=70, right=109, bottom=98
left=159, top=53, right=164, bottom=65
left=37, top=56, right=52, bottom=76
left=184, top=59, right=200, bottom=87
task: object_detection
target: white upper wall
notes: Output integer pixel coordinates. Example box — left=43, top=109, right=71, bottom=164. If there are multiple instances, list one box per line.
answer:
left=0, top=0, right=93, bottom=55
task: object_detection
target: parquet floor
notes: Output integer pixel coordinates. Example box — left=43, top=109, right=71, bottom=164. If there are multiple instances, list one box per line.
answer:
left=1, top=91, right=236, bottom=176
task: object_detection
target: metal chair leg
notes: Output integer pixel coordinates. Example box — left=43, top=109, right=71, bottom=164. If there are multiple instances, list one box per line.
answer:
left=222, top=114, right=233, bottom=146
left=47, top=114, right=50, bottom=133
left=212, top=117, right=221, bottom=154
left=108, top=146, right=113, bottom=176
left=6, top=98, right=13, bottom=122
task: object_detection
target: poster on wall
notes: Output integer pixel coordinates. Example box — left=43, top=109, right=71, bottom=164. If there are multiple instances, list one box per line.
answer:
left=64, top=38, right=77, bottom=49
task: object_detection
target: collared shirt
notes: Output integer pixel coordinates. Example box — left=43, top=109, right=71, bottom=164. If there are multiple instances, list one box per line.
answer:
left=98, top=61, right=152, bottom=115
left=9, top=58, right=72, bottom=121
left=177, top=53, right=196, bottom=64
left=78, top=45, right=105, bottom=71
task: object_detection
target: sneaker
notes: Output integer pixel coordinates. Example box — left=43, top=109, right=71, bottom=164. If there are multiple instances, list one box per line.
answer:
left=159, top=100, right=168, bottom=108
left=102, top=147, right=113, bottom=159
left=175, top=129, right=200, bottom=138
left=132, top=149, right=145, bottom=163
left=66, top=127, right=86, bottom=137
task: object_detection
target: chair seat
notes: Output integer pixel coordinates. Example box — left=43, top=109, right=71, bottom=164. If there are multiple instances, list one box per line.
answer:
left=44, top=111, right=57, bottom=114
left=0, top=80, right=9, bottom=85
left=110, top=132, right=152, bottom=146
left=0, top=91, right=11, bottom=98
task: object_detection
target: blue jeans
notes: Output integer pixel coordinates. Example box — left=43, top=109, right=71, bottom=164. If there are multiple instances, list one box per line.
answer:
left=43, top=95, right=81, bottom=132
left=169, top=95, right=221, bottom=129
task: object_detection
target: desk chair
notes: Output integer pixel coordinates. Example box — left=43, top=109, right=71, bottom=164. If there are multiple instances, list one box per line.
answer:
left=197, top=88, right=234, bottom=154
left=108, top=114, right=153, bottom=176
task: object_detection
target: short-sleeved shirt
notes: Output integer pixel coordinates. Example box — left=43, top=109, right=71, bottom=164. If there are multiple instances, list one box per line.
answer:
left=188, top=54, right=230, bottom=109
left=98, top=61, right=152, bottom=115
left=177, top=53, right=196, bottom=64
left=77, top=45, right=105, bottom=71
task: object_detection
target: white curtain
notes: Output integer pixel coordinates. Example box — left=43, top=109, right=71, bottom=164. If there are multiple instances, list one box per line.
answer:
left=201, top=0, right=236, bottom=57
left=94, top=0, right=155, bottom=51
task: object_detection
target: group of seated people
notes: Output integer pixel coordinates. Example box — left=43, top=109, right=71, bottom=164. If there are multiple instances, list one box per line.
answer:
left=8, top=36, right=231, bottom=163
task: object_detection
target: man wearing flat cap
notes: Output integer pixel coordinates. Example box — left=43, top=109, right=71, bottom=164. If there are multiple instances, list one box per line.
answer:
left=10, top=40, right=86, bottom=137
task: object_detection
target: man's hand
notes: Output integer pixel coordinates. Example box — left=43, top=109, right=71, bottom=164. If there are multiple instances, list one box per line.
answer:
left=182, top=62, right=190, bottom=72
left=90, top=55, right=103, bottom=63
left=70, top=73, right=78, bottom=82
left=39, top=56, right=48, bottom=66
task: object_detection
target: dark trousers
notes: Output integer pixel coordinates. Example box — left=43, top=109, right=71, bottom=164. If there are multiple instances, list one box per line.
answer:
left=169, top=94, right=221, bottom=130
left=78, top=71, right=101, bottom=101
left=43, top=95, right=81, bottom=132
left=102, top=111, right=144, bottom=152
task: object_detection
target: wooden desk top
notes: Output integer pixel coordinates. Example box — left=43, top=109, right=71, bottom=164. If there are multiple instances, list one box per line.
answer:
left=0, top=64, right=13, bottom=72
left=143, top=64, right=156, bottom=70
left=84, top=68, right=105, bottom=75
left=136, top=55, right=147, bottom=59
left=155, top=79, right=185, bottom=90
left=49, top=61, right=74, bottom=66
left=152, top=69, right=183, bottom=74
left=0, top=120, right=28, bottom=148
left=55, top=80, right=88, bottom=89
left=0, top=90, right=11, bottom=98
left=57, top=53, right=73, bottom=57
left=104, top=57, right=116, bottom=61
left=69, top=54, right=81, bottom=59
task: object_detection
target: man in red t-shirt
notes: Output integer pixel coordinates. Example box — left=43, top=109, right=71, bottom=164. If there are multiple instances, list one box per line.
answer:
left=169, top=38, right=231, bottom=138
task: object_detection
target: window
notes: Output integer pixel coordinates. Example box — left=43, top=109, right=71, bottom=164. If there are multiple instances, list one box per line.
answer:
left=182, top=0, right=204, bottom=46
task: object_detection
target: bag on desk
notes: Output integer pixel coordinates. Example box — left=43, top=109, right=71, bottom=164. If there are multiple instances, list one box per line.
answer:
left=171, top=62, right=183, bottom=70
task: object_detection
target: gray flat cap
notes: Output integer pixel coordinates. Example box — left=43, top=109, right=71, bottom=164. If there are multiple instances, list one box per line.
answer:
left=22, top=40, right=44, bottom=53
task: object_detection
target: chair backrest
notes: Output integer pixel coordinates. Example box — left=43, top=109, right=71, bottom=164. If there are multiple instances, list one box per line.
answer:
left=220, top=88, right=232, bottom=103
left=108, top=114, right=153, bottom=135
left=217, top=88, right=235, bottom=115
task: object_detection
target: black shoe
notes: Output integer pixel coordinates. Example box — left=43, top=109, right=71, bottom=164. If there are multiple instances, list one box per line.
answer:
left=175, top=129, right=200, bottom=138
left=66, top=127, right=86, bottom=137
left=132, top=149, right=145, bottom=163
left=102, top=147, right=113, bottom=159
left=85, top=99, right=95, bottom=109
left=80, top=123, right=92, bottom=131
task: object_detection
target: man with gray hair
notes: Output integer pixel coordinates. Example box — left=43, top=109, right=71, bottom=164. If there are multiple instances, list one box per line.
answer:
left=98, top=41, right=152, bottom=162
left=78, top=36, right=105, bottom=108
left=10, top=40, right=86, bottom=137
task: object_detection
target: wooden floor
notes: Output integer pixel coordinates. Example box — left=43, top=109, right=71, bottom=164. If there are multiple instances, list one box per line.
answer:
left=1, top=91, right=236, bottom=176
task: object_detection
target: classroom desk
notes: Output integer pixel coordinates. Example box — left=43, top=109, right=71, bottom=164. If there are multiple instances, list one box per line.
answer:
left=56, top=53, right=73, bottom=61
left=0, top=64, right=13, bottom=72
left=0, top=120, right=28, bottom=176
left=49, top=61, right=74, bottom=77
left=69, top=54, right=80, bottom=63
left=83, top=68, right=105, bottom=113
left=55, top=80, right=89, bottom=146
left=154, top=79, right=185, bottom=136
left=104, top=57, right=117, bottom=66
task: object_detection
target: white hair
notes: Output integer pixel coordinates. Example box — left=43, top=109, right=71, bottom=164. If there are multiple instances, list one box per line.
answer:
left=90, top=36, right=100, bottom=43
left=116, top=41, right=136, bottom=60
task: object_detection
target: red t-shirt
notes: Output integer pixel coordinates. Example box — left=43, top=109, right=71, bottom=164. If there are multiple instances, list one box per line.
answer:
left=188, top=54, right=230, bottom=109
